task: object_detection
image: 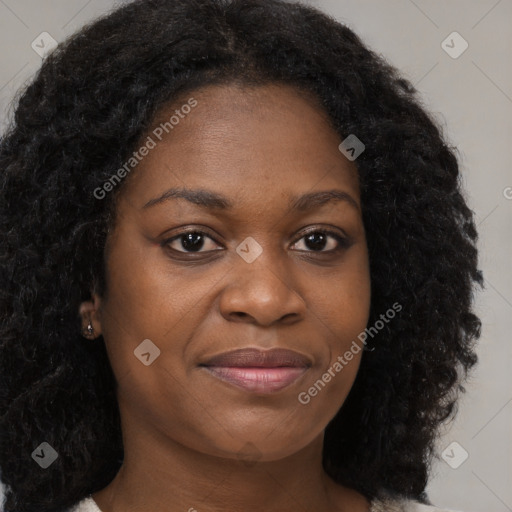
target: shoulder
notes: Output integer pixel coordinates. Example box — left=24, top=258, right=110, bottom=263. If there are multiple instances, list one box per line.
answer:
left=371, top=496, right=464, bottom=512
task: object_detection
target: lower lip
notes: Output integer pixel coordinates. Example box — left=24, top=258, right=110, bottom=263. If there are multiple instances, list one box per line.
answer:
left=202, top=366, right=308, bottom=393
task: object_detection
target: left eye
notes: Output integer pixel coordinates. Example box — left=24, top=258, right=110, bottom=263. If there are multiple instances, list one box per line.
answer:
left=291, top=230, right=349, bottom=252
left=163, top=229, right=350, bottom=254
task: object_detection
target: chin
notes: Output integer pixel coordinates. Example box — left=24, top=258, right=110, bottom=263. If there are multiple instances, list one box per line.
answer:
left=194, top=427, right=320, bottom=464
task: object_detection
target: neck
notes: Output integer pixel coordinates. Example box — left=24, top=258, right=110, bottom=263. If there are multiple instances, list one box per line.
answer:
left=92, top=414, right=369, bottom=512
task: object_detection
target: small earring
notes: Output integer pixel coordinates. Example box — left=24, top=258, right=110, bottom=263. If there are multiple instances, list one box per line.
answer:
left=82, top=317, right=95, bottom=339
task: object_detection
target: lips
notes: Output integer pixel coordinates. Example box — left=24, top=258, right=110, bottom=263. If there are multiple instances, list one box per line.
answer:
left=201, top=348, right=312, bottom=368
left=199, top=348, right=311, bottom=393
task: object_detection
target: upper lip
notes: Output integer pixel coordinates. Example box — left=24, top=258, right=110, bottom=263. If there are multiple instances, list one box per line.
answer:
left=200, top=348, right=312, bottom=368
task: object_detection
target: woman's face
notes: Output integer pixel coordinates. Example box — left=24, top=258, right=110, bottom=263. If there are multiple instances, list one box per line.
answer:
left=89, top=83, right=371, bottom=462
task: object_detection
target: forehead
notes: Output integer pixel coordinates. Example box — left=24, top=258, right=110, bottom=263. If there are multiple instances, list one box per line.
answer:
left=118, top=83, right=360, bottom=213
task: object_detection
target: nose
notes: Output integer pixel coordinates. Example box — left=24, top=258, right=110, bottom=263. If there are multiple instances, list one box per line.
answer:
left=219, top=246, right=307, bottom=327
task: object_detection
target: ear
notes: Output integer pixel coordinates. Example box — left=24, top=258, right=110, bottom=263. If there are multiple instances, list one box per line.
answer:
left=79, top=292, right=103, bottom=340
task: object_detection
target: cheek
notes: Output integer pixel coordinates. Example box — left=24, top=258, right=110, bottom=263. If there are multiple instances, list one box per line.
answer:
left=309, top=249, right=371, bottom=340
left=99, top=243, right=221, bottom=385
left=296, top=294, right=367, bottom=425
left=302, top=250, right=370, bottom=391
left=102, top=241, right=189, bottom=332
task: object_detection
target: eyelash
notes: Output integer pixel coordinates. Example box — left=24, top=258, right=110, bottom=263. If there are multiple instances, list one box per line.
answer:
left=161, top=227, right=352, bottom=257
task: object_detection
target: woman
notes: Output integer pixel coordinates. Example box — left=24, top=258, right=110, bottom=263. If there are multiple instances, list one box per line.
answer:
left=0, top=0, right=483, bottom=511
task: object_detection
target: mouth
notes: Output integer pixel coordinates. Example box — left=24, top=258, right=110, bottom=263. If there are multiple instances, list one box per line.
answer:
left=199, top=348, right=311, bottom=393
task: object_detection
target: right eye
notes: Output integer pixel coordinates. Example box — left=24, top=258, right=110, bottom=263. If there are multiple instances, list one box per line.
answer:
left=162, top=229, right=223, bottom=254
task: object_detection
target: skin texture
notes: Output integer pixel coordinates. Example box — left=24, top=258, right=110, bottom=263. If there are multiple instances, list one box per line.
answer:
left=79, top=83, right=372, bottom=512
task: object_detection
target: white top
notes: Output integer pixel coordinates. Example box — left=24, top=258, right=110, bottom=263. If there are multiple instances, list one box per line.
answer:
left=68, top=495, right=462, bottom=512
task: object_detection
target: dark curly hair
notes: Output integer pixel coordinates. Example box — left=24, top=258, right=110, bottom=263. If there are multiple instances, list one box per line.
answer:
left=0, top=0, right=483, bottom=510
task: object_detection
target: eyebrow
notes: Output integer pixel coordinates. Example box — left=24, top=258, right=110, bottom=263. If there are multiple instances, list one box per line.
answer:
left=142, top=187, right=360, bottom=213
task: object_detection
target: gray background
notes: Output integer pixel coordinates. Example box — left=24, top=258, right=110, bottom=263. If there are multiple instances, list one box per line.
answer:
left=0, top=1, right=510, bottom=511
